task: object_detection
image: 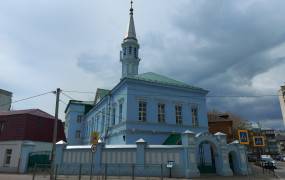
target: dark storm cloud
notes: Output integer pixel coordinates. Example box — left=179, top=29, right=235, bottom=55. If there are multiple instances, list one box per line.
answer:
left=141, top=0, right=285, bottom=128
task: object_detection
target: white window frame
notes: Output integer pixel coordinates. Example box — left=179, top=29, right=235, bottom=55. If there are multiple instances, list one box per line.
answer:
left=175, top=104, right=183, bottom=125
left=158, top=103, right=165, bottom=123
left=191, top=105, right=199, bottom=127
left=4, top=149, right=12, bottom=166
left=112, top=107, right=116, bottom=125
left=119, top=103, right=123, bottom=123
left=101, top=109, right=105, bottom=133
left=138, top=100, right=147, bottom=122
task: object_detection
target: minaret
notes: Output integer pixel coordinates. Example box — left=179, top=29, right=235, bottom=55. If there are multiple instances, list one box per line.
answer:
left=120, top=0, right=140, bottom=79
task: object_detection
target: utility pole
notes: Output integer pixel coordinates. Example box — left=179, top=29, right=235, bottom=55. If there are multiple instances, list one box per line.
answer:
left=50, top=88, right=60, bottom=180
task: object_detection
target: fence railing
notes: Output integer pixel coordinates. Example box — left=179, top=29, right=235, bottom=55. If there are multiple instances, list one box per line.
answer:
left=31, top=163, right=281, bottom=180
left=32, top=163, right=181, bottom=180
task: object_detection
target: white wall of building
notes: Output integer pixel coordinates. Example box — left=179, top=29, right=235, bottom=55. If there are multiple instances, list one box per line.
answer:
left=0, top=141, right=21, bottom=172
left=0, top=140, right=52, bottom=173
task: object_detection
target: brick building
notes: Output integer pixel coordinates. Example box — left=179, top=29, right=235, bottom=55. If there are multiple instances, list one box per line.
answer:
left=208, top=112, right=234, bottom=143
left=0, top=109, right=66, bottom=173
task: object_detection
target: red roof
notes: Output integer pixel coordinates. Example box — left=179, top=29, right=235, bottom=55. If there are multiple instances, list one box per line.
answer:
left=0, top=109, right=55, bottom=119
left=0, top=109, right=66, bottom=142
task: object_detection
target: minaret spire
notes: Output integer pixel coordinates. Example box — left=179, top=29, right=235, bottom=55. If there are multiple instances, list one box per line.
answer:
left=120, top=0, right=140, bottom=79
left=125, top=0, right=137, bottom=41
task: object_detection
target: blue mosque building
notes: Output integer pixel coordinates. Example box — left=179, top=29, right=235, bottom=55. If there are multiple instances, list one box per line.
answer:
left=65, top=3, right=208, bottom=146
left=61, top=2, right=249, bottom=177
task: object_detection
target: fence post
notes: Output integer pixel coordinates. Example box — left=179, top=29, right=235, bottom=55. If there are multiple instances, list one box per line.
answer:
left=104, top=164, right=107, bottom=180
left=160, top=164, right=163, bottom=180
left=79, top=164, right=82, bottom=180
left=32, top=164, right=37, bottom=180
left=54, top=164, right=58, bottom=180
left=132, top=164, right=135, bottom=180
left=90, top=152, right=94, bottom=180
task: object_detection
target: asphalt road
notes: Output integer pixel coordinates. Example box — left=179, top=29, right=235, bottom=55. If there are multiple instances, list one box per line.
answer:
left=276, top=161, right=285, bottom=179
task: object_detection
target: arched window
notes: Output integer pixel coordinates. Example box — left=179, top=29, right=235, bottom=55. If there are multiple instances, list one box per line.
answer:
left=128, top=47, right=132, bottom=54
left=134, top=48, right=137, bottom=58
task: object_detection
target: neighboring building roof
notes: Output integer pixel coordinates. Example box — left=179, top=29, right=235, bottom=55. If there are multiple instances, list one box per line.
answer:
left=126, top=72, right=207, bottom=92
left=0, top=109, right=66, bottom=142
left=64, top=100, right=94, bottom=113
left=0, top=89, right=12, bottom=96
left=163, top=134, right=182, bottom=145
left=0, top=109, right=55, bottom=119
left=94, top=88, right=110, bottom=104
left=208, top=112, right=233, bottom=122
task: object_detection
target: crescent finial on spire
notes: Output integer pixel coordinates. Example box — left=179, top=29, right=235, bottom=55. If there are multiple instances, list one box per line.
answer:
left=130, top=0, right=134, bottom=15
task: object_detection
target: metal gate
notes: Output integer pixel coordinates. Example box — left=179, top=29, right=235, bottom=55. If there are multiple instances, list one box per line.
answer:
left=198, top=143, right=216, bottom=173
left=28, top=151, right=51, bottom=169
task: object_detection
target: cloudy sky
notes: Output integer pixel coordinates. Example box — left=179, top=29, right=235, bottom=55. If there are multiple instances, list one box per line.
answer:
left=0, top=0, right=284, bottom=129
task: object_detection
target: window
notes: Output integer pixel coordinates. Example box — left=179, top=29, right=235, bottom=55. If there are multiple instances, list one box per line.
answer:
left=91, top=117, right=95, bottom=132
left=128, top=46, right=132, bottom=54
left=112, top=108, right=116, bottom=125
left=134, top=48, right=137, bottom=58
left=95, top=114, right=99, bottom=130
left=138, top=101, right=147, bottom=122
left=101, top=109, right=105, bottom=133
left=4, top=149, right=12, bottom=165
left=191, top=106, right=199, bottom=127
left=158, top=103, right=165, bottom=123
left=75, top=130, right=81, bottom=139
left=77, top=115, right=83, bottom=123
left=119, top=103, right=123, bottom=123
left=175, top=105, right=183, bottom=125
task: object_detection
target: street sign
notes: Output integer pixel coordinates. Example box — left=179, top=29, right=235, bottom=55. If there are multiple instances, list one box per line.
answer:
left=166, top=161, right=175, bottom=168
left=253, top=136, right=265, bottom=147
left=238, top=129, right=249, bottom=145
left=91, top=144, right=97, bottom=153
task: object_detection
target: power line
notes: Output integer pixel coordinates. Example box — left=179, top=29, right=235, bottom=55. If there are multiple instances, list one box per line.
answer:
left=61, top=92, right=76, bottom=100
left=0, top=91, right=53, bottom=108
left=59, top=99, right=67, bottom=105
left=62, top=90, right=97, bottom=94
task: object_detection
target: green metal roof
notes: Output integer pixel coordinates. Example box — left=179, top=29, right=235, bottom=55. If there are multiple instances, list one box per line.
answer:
left=127, top=72, right=206, bottom=91
left=94, top=89, right=110, bottom=104
left=64, top=100, right=94, bottom=114
left=163, top=134, right=182, bottom=145
left=97, top=89, right=110, bottom=98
